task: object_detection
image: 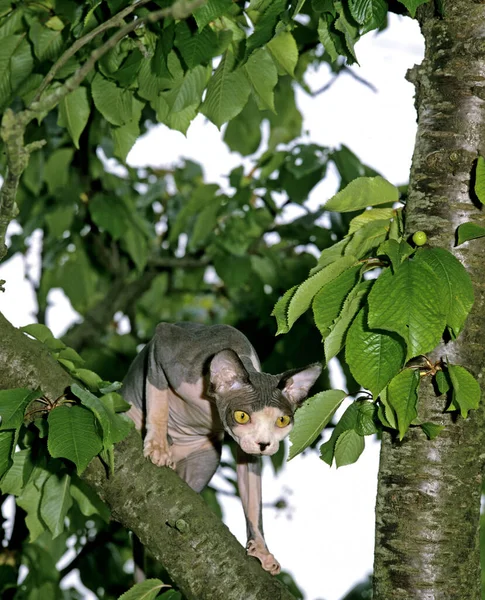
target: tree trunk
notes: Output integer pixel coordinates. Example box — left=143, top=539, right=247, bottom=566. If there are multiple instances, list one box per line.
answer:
left=0, top=312, right=296, bottom=600
left=373, top=2, right=485, bottom=598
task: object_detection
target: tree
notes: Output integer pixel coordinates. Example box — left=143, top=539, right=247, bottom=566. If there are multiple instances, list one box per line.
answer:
left=0, top=1, right=483, bottom=599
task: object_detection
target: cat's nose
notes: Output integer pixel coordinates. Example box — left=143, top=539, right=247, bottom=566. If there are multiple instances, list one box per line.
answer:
left=258, top=442, right=270, bottom=452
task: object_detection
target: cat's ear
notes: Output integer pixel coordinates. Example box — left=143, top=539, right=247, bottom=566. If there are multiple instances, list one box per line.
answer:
left=278, top=363, right=321, bottom=404
left=209, top=349, right=250, bottom=396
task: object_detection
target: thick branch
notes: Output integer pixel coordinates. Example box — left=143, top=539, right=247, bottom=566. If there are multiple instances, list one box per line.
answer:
left=373, top=2, right=485, bottom=599
left=0, top=312, right=296, bottom=600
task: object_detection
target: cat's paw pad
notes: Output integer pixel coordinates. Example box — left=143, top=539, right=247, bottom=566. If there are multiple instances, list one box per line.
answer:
left=247, top=540, right=281, bottom=575
left=143, top=438, right=175, bottom=468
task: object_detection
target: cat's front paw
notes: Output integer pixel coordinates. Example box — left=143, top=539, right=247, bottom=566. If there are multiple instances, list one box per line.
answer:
left=143, top=436, right=175, bottom=468
left=247, top=539, right=281, bottom=575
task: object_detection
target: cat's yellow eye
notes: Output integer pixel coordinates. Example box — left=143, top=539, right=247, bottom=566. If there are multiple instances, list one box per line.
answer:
left=234, top=410, right=250, bottom=424
left=276, top=415, right=291, bottom=428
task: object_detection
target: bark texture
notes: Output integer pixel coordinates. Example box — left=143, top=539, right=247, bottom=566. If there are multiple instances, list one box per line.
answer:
left=373, top=3, right=485, bottom=599
left=0, top=312, right=296, bottom=600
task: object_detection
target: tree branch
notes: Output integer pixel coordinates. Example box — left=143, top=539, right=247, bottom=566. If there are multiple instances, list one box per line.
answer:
left=0, top=0, right=206, bottom=263
left=0, top=311, right=296, bottom=600
left=27, top=0, right=206, bottom=119
left=32, top=0, right=153, bottom=103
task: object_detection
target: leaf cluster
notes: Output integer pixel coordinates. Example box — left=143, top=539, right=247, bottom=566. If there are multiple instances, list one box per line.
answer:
left=0, top=323, right=134, bottom=559
left=274, top=176, right=480, bottom=467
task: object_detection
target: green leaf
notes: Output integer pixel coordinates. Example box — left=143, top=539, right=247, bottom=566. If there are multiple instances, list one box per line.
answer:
left=320, top=401, right=359, bottom=465
left=272, top=285, right=298, bottom=335
left=29, top=22, right=63, bottom=61
left=99, top=393, right=130, bottom=416
left=119, top=579, right=168, bottom=600
left=88, top=193, right=129, bottom=240
left=310, top=238, right=349, bottom=274
left=397, top=0, right=432, bottom=17
left=57, top=240, right=97, bottom=313
left=348, top=208, right=395, bottom=235
left=376, top=389, right=397, bottom=429
left=288, top=390, right=347, bottom=460
left=166, top=65, right=208, bottom=113
left=10, top=37, right=33, bottom=93
left=121, top=223, right=149, bottom=272
left=17, top=475, right=48, bottom=542
left=334, top=1, right=359, bottom=63
left=421, top=422, right=444, bottom=440
left=435, top=369, right=450, bottom=394
left=324, top=279, right=371, bottom=362
left=72, top=384, right=133, bottom=447
left=349, top=0, right=387, bottom=32
left=334, top=429, right=365, bottom=467
left=201, top=49, right=251, bottom=128
left=91, top=73, right=134, bottom=126
left=70, top=474, right=110, bottom=522
left=112, top=119, right=140, bottom=162
left=345, top=308, right=406, bottom=397
left=377, top=239, right=414, bottom=272
left=58, top=87, right=90, bottom=149
left=45, top=204, right=75, bottom=238
left=447, top=364, right=481, bottom=418
left=0, top=430, right=15, bottom=479
left=0, top=388, right=42, bottom=430
left=174, top=22, right=218, bottom=69
left=267, top=32, right=299, bottom=77
left=47, top=405, right=103, bottom=474
left=0, top=448, right=34, bottom=495
left=456, top=222, right=485, bottom=245
left=39, top=473, right=72, bottom=538
left=20, top=323, right=55, bottom=343
left=44, top=148, right=75, bottom=194
left=194, top=0, right=233, bottom=29
left=57, top=347, right=84, bottom=366
left=367, top=259, right=446, bottom=360
left=317, top=17, right=339, bottom=63
left=188, top=202, right=219, bottom=252
left=325, top=176, right=399, bottom=212
left=223, top=97, right=263, bottom=155
left=344, top=219, right=390, bottom=259
left=73, top=369, right=103, bottom=391
left=415, top=248, right=474, bottom=339
left=386, top=369, right=419, bottom=439
left=475, top=156, right=485, bottom=204
left=356, top=400, right=379, bottom=436
left=287, top=255, right=359, bottom=329
left=312, top=265, right=361, bottom=337
left=246, top=0, right=286, bottom=56
left=243, top=48, right=277, bottom=112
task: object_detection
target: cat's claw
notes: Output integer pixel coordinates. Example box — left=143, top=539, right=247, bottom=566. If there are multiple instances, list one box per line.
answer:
left=247, top=539, right=281, bottom=575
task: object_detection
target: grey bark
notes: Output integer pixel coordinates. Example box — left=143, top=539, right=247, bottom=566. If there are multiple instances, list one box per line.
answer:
left=0, top=312, right=296, bottom=600
left=373, top=2, right=485, bottom=599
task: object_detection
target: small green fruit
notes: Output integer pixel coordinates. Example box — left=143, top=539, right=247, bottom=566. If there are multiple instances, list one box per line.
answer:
left=412, top=231, right=427, bottom=246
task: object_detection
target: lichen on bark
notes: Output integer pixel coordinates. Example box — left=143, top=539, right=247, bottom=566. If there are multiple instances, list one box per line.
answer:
left=373, top=2, right=485, bottom=599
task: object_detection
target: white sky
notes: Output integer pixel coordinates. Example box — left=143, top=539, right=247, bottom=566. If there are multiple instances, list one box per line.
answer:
left=0, top=14, right=425, bottom=600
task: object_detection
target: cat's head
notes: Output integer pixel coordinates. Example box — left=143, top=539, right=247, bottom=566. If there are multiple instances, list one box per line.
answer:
left=207, top=349, right=321, bottom=456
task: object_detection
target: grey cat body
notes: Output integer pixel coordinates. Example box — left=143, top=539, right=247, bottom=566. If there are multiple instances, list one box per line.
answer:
left=122, top=322, right=321, bottom=575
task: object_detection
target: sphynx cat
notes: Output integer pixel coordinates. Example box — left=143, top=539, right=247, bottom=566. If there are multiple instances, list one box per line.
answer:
left=122, top=322, right=321, bottom=574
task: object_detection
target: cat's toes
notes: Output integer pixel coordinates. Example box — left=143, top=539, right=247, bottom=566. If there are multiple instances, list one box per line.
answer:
left=143, top=438, right=175, bottom=468
left=247, top=540, right=281, bottom=575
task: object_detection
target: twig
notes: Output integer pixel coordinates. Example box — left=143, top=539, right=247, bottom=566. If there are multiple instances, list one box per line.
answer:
left=0, top=0, right=206, bottom=262
left=28, top=0, right=207, bottom=117
left=31, top=0, right=153, bottom=103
